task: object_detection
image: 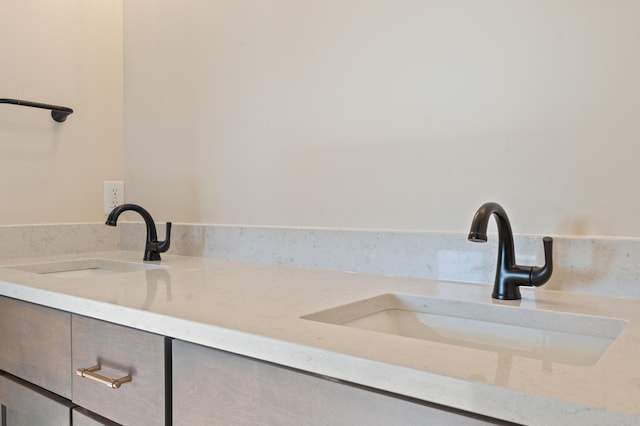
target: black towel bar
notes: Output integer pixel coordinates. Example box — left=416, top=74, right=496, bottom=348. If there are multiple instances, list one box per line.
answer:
left=1, top=98, right=74, bottom=122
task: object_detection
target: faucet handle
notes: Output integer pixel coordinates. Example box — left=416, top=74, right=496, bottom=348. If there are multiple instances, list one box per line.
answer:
left=156, top=222, right=172, bottom=253
left=530, top=237, right=553, bottom=286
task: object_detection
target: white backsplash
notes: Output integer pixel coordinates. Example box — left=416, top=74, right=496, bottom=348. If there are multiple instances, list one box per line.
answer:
left=0, top=223, right=119, bottom=259
left=118, top=223, right=640, bottom=300
left=0, top=222, right=636, bottom=299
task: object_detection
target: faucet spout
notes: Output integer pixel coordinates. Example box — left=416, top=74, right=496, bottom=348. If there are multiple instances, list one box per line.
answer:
left=468, top=202, right=553, bottom=300
left=106, top=203, right=171, bottom=261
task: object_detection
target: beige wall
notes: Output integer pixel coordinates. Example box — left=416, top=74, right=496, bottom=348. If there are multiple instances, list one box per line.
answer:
left=7, top=1, right=638, bottom=237
left=0, top=0, right=124, bottom=224
left=123, top=1, right=640, bottom=237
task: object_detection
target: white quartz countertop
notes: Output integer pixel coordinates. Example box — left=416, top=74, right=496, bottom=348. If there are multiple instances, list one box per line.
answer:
left=0, top=251, right=639, bottom=425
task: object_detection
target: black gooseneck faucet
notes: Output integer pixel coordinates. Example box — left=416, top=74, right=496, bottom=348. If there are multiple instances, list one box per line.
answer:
left=106, top=204, right=172, bottom=261
left=468, top=202, right=553, bottom=300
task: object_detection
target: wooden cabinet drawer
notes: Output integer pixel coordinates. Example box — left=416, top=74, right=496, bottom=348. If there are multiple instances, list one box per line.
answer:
left=0, top=296, right=72, bottom=399
left=1, top=371, right=73, bottom=426
left=71, top=315, right=170, bottom=426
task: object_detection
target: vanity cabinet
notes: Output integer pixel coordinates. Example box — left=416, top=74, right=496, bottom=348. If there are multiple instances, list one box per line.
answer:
left=0, top=296, right=170, bottom=426
left=172, top=340, right=501, bottom=426
left=1, top=296, right=509, bottom=425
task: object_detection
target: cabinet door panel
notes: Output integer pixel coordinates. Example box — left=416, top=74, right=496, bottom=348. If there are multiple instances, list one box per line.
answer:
left=0, top=296, right=72, bottom=399
left=173, top=340, right=498, bottom=426
left=0, top=371, right=72, bottom=426
left=72, top=315, right=169, bottom=426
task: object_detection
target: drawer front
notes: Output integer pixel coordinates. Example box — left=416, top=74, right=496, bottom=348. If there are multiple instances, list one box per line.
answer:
left=173, top=340, right=495, bottom=426
left=72, top=315, right=168, bottom=426
left=1, top=371, right=73, bottom=426
left=0, top=296, right=72, bottom=399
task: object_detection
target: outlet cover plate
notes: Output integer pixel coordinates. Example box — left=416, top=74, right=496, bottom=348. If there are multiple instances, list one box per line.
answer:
left=104, top=181, right=125, bottom=215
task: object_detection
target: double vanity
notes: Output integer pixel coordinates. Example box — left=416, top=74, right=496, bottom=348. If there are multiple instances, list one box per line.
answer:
left=1, top=248, right=639, bottom=425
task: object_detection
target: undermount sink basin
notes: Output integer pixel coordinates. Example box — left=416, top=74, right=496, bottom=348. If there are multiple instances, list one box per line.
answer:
left=302, top=293, right=628, bottom=366
left=8, top=259, right=167, bottom=279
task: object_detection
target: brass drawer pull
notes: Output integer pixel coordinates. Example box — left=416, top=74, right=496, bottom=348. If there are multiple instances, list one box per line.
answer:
left=76, top=364, right=132, bottom=389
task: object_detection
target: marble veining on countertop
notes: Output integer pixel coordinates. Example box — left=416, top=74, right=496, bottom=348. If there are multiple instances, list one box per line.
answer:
left=0, top=251, right=639, bottom=426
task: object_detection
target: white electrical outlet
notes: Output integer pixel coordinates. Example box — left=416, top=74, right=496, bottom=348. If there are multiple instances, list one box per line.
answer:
left=104, top=181, right=125, bottom=215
